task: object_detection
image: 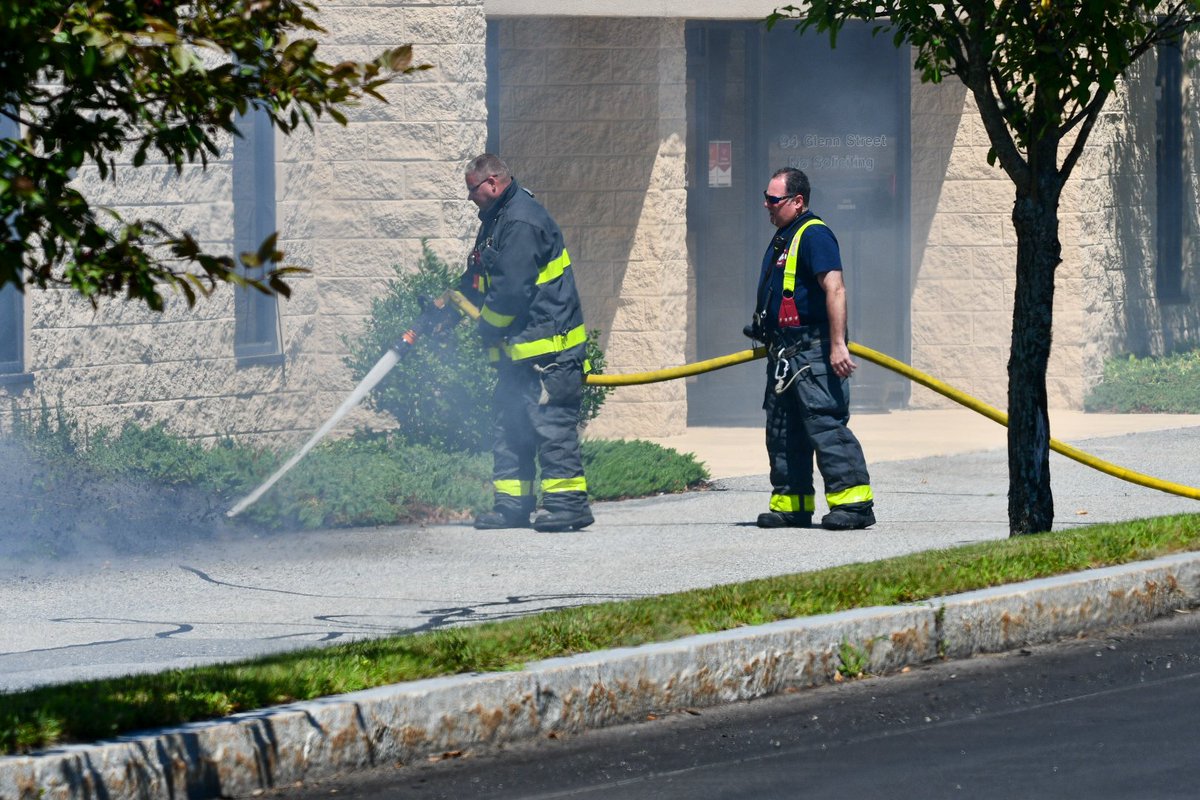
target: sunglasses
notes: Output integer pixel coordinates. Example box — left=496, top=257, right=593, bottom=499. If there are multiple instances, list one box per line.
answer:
left=763, top=192, right=796, bottom=205
left=468, top=175, right=493, bottom=194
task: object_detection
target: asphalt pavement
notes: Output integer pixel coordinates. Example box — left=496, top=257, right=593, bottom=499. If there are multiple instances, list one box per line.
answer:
left=4, top=410, right=1200, bottom=799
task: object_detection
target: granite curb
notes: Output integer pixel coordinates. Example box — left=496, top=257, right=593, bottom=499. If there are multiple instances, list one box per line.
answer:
left=5, top=552, right=1200, bottom=800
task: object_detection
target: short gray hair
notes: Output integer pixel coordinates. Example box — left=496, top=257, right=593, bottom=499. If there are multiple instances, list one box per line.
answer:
left=466, top=153, right=511, bottom=181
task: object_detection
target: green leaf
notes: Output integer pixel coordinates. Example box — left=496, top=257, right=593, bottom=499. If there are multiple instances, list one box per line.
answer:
left=1, top=0, right=425, bottom=310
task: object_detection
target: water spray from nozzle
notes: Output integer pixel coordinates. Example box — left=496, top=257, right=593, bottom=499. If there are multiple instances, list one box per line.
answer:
left=226, top=292, right=467, bottom=517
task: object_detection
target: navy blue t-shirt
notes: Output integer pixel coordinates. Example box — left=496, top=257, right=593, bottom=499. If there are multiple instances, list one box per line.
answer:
left=755, top=211, right=842, bottom=334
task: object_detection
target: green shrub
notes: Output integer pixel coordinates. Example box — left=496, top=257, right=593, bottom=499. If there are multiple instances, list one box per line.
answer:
left=582, top=439, right=708, bottom=500
left=343, top=242, right=613, bottom=453
left=10, top=395, right=80, bottom=461
left=5, top=406, right=706, bottom=533
left=85, top=422, right=252, bottom=491
left=581, top=330, right=614, bottom=428
left=343, top=244, right=492, bottom=453
left=1084, top=348, right=1200, bottom=413
left=242, top=435, right=492, bottom=529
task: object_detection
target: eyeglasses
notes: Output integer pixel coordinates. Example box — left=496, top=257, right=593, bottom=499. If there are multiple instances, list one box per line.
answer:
left=468, top=175, right=493, bottom=194
left=763, top=192, right=797, bottom=205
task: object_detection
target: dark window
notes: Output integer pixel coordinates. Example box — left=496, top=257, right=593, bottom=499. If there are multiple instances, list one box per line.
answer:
left=0, top=110, right=25, bottom=378
left=486, top=21, right=500, bottom=154
left=232, top=106, right=283, bottom=365
left=0, top=283, right=22, bottom=376
left=1156, top=34, right=1187, bottom=303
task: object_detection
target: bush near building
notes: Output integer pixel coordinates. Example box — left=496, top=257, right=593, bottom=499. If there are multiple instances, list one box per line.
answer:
left=1084, top=349, right=1200, bottom=413
left=344, top=243, right=613, bottom=454
left=2, top=403, right=707, bottom=563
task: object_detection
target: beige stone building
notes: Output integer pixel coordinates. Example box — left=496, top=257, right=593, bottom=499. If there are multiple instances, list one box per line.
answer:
left=3, top=1, right=1199, bottom=444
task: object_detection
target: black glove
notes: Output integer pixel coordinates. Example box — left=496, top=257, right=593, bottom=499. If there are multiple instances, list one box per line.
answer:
left=391, top=296, right=460, bottom=352
left=413, top=295, right=460, bottom=335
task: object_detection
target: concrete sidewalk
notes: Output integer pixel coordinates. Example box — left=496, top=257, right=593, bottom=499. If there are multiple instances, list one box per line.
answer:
left=4, top=412, right=1200, bottom=799
left=642, top=408, right=1200, bottom=478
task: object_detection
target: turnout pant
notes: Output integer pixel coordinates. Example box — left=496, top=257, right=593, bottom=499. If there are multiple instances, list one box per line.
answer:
left=491, top=348, right=589, bottom=516
left=763, top=328, right=873, bottom=516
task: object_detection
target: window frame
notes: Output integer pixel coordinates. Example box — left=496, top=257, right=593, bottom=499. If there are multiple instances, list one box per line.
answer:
left=1155, top=32, right=1189, bottom=304
left=232, top=105, right=284, bottom=367
left=0, top=110, right=30, bottom=386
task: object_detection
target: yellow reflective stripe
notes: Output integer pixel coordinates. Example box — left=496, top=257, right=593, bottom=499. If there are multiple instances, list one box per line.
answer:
left=507, top=323, right=587, bottom=360
left=583, top=358, right=593, bottom=374
left=769, top=494, right=815, bottom=513
left=536, top=248, right=571, bottom=285
left=487, top=346, right=503, bottom=362
left=542, top=476, right=588, bottom=493
left=494, top=480, right=533, bottom=497
left=769, top=494, right=800, bottom=512
left=826, top=485, right=874, bottom=507
left=782, top=219, right=827, bottom=295
left=480, top=304, right=516, bottom=328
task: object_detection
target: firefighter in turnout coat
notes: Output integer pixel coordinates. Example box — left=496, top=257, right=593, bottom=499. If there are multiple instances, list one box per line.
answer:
left=460, top=154, right=594, bottom=533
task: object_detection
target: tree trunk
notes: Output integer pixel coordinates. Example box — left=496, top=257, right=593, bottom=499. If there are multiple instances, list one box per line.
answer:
left=1007, top=171, right=1061, bottom=536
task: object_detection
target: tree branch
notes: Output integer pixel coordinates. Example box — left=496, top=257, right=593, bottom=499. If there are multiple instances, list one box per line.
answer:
left=933, top=2, right=972, bottom=74
left=957, top=4, right=1029, bottom=188
left=1058, top=87, right=1110, bottom=182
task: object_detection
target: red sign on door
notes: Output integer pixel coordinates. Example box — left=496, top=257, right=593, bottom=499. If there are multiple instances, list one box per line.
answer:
left=708, top=140, right=732, bottom=187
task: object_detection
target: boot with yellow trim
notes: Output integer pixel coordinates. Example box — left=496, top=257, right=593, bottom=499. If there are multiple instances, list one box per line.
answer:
left=820, top=502, right=875, bottom=530
left=473, top=507, right=533, bottom=530
left=532, top=506, right=594, bottom=532
left=756, top=511, right=812, bottom=528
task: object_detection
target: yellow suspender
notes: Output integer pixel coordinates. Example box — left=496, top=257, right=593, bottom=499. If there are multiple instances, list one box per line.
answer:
left=782, top=218, right=827, bottom=295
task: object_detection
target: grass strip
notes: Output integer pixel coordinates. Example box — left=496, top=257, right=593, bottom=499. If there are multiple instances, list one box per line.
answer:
left=4, top=512, right=1200, bottom=754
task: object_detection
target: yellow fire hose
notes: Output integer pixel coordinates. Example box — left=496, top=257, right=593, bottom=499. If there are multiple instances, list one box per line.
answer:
left=446, top=290, right=1200, bottom=502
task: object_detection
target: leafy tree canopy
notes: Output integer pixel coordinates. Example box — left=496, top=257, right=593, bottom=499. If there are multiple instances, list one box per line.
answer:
left=0, top=0, right=428, bottom=310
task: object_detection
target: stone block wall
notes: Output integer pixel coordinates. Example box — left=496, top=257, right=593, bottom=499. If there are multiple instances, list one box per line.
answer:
left=906, top=65, right=1172, bottom=412
left=488, top=16, right=689, bottom=438
left=908, top=76, right=1014, bottom=410
left=1076, top=43, right=1200, bottom=388
left=1073, top=65, right=1154, bottom=401
left=280, top=0, right=487, bottom=444
left=0, top=0, right=488, bottom=444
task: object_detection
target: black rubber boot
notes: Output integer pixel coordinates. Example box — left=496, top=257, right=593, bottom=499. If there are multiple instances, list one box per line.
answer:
left=532, top=508, right=595, bottom=532
left=756, top=511, right=812, bottom=528
left=820, top=504, right=876, bottom=530
left=473, top=509, right=532, bottom=530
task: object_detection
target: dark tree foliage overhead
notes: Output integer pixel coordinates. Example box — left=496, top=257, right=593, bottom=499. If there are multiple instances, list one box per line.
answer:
left=0, top=0, right=428, bottom=310
left=770, top=1, right=1200, bottom=535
